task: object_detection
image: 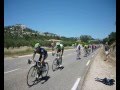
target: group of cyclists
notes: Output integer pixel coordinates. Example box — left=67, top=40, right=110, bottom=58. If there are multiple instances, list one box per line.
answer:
left=32, top=41, right=99, bottom=65
left=32, top=41, right=64, bottom=69
left=31, top=41, right=99, bottom=79
left=76, top=43, right=99, bottom=59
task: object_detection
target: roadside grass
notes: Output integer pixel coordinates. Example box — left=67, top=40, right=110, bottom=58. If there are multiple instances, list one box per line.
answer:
left=4, top=46, right=73, bottom=57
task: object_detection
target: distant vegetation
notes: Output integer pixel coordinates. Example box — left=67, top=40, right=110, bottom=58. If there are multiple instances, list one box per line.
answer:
left=4, top=24, right=114, bottom=49
left=4, top=24, right=77, bottom=49
left=102, top=32, right=116, bottom=45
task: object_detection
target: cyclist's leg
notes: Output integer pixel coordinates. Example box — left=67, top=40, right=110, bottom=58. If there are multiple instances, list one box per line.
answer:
left=60, top=50, right=62, bottom=64
left=56, top=49, right=59, bottom=65
left=42, top=53, right=48, bottom=66
left=79, top=50, right=81, bottom=58
left=58, top=49, right=62, bottom=66
left=57, top=49, right=61, bottom=57
left=39, top=55, right=42, bottom=65
left=78, top=50, right=80, bottom=59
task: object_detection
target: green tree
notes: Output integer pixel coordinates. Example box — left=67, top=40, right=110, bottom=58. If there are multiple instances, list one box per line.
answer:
left=80, top=35, right=93, bottom=43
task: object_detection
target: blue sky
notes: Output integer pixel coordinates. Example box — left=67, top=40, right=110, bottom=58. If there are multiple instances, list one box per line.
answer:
left=4, top=0, right=116, bottom=39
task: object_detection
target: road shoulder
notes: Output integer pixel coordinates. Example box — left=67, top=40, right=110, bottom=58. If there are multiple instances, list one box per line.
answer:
left=82, top=47, right=116, bottom=90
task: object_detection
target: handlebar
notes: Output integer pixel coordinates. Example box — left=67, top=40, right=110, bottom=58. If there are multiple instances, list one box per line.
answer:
left=28, top=59, right=41, bottom=64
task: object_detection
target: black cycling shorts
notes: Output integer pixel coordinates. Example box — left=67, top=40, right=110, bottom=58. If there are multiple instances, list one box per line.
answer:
left=39, top=53, right=48, bottom=61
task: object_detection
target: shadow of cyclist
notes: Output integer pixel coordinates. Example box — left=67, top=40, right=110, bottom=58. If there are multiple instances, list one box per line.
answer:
left=59, top=66, right=64, bottom=71
left=28, top=76, right=50, bottom=87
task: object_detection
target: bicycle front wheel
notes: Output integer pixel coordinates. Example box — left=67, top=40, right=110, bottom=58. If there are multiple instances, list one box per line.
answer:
left=52, top=59, right=58, bottom=71
left=27, top=66, right=38, bottom=86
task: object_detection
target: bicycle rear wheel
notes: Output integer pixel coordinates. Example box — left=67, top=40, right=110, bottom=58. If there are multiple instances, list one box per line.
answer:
left=27, top=66, right=38, bottom=86
left=41, top=62, right=49, bottom=77
left=52, top=58, right=58, bottom=71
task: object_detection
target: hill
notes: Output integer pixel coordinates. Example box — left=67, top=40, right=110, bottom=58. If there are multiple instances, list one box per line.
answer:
left=4, top=24, right=77, bottom=48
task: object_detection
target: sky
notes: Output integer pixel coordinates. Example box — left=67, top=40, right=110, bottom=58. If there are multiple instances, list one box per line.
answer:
left=4, top=0, right=116, bottom=39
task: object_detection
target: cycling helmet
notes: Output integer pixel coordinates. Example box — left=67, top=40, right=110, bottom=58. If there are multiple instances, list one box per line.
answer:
left=34, top=43, right=40, bottom=49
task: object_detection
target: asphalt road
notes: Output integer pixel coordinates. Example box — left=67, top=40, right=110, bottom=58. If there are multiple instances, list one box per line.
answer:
left=4, top=48, right=99, bottom=90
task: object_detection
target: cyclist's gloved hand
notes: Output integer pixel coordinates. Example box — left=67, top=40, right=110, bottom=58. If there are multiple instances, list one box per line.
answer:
left=28, top=59, right=32, bottom=64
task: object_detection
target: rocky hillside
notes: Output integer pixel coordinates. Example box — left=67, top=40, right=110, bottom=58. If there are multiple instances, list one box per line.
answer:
left=4, top=24, right=77, bottom=48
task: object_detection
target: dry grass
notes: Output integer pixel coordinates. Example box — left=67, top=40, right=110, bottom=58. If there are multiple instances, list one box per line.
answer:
left=4, top=46, right=33, bottom=57
left=4, top=46, right=33, bottom=53
left=4, top=46, right=73, bottom=57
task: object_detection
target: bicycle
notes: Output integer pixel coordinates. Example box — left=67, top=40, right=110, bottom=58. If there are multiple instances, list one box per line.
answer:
left=27, top=59, right=49, bottom=86
left=52, top=52, right=62, bottom=71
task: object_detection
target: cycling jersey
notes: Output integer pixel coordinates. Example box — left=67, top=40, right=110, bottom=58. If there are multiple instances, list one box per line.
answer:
left=54, top=43, right=64, bottom=56
left=55, top=45, right=61, bottom=50
left=34, top=47, right=48, bottom=61
left=34, top=47, right=47, bottom=55
left=55, top=44, right=64, bottom=50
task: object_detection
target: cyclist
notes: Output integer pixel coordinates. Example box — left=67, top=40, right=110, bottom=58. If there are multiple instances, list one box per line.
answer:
left=29, top=43, right=48, bottom=80
left=54, top=42, right=64, bottom=67
left=84, top=44, right=89, bottom=56
left=88, top=44, right=91, bottom=54
left=91, top=44, right=94, bottom=52
left=76, top=44, right=81, bottom=60
left=32, top=43, right=48, bottom=67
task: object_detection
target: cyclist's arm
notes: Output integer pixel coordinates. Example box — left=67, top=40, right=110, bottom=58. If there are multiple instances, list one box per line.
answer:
left=32, top=51, right=36, bottom=61
left=41, top=54, right=44, bottom=63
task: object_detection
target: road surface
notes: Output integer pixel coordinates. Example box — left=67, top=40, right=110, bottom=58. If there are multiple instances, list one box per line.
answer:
left=4, top=48, right=99, bottom=90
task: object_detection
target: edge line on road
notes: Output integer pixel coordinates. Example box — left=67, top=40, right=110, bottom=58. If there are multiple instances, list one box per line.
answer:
left=86, top=60, right=90, bottom=66
left=71, top=77, right=81, bottom=90
left=4, top=68, right=20, bottom=74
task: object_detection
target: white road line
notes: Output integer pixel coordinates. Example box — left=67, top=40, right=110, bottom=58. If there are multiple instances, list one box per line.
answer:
left=4, top=68, right=20, bottom=74
left=86, top=60, right=90, bottom=66
left=71, top=78, right=81, bottom=90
